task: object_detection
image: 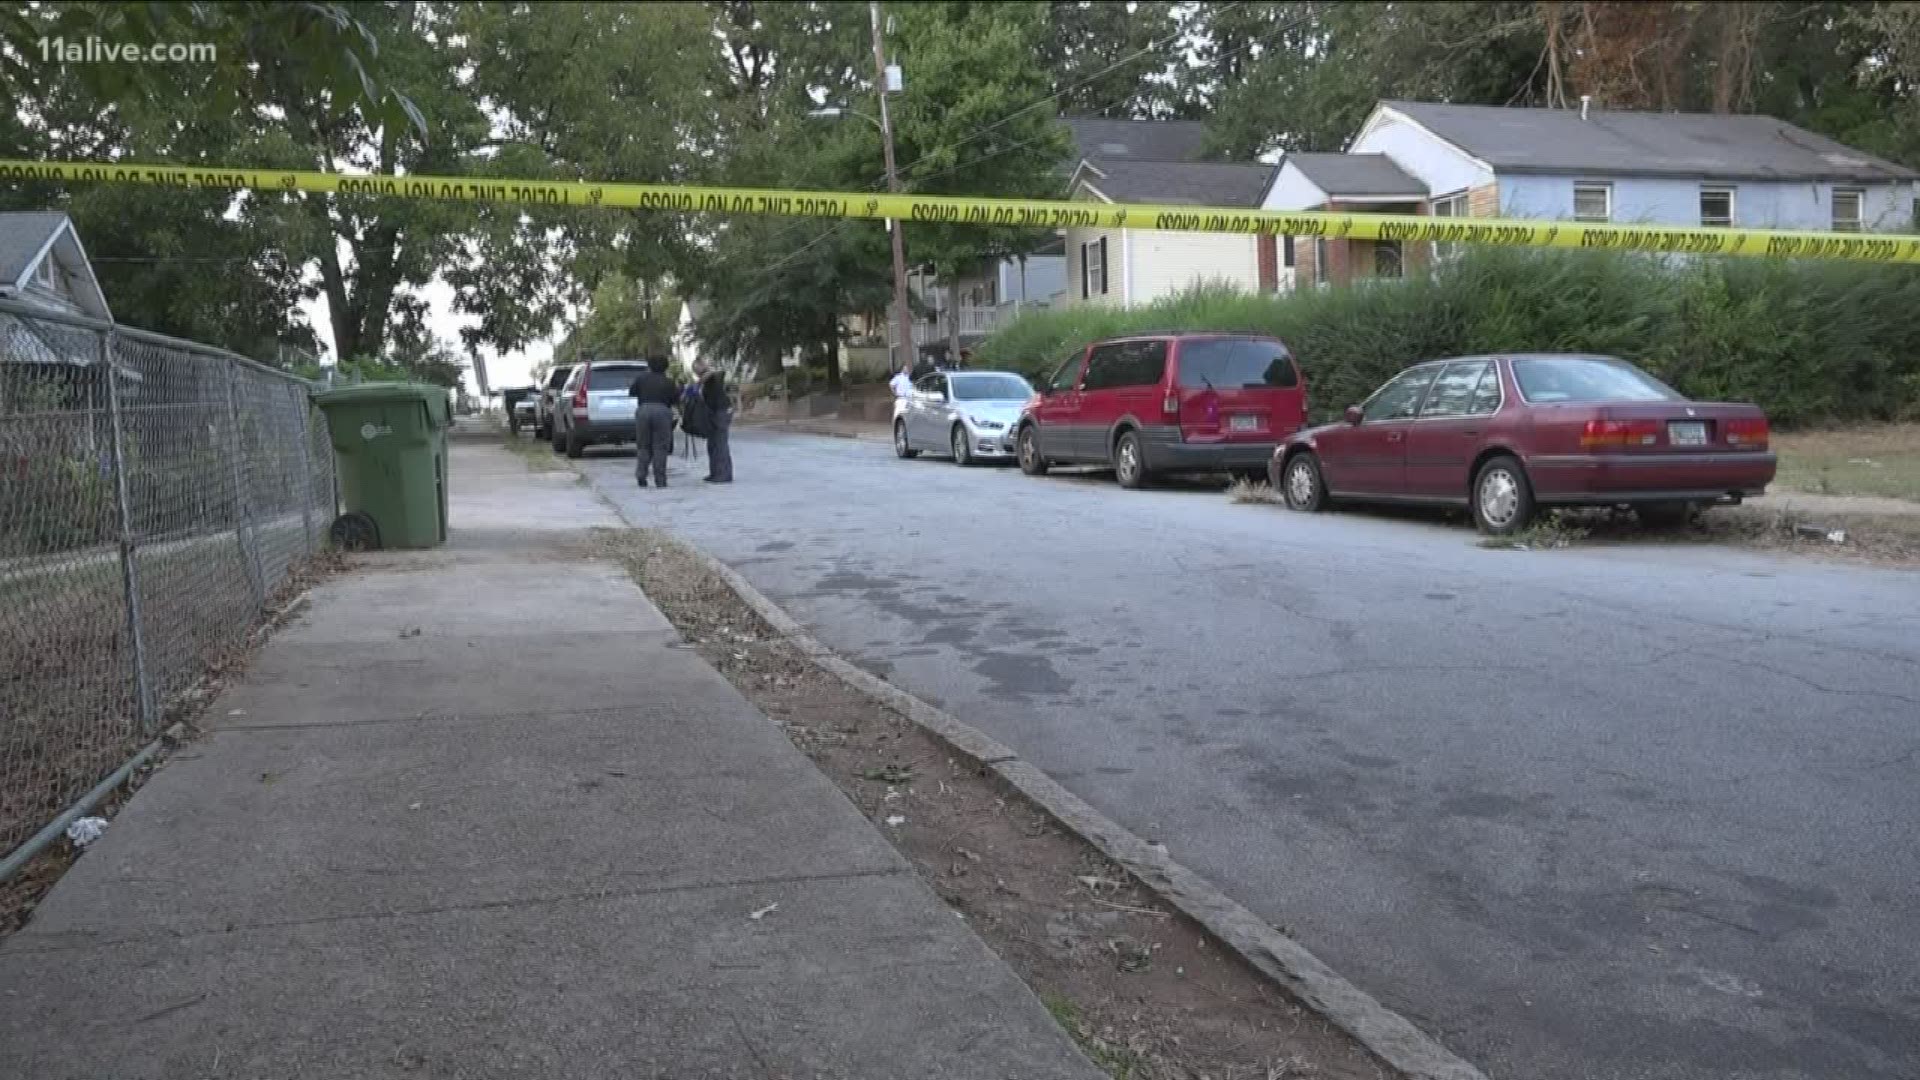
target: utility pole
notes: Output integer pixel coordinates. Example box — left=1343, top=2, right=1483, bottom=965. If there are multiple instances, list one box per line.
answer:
left=871, top=0, right=914, bottom=377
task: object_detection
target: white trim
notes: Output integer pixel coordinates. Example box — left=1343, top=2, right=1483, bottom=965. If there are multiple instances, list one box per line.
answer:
left=13, top=220, right=68, bottom=291
left=1121, top=229, right=1133, bottom=305
left=1354, top=104, right=1499, bottom=175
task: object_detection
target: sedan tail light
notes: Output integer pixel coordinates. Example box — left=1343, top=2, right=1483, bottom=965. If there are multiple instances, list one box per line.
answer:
left=1725, top=417, right=1769, bottom=450
left=1580, top=418, right=1661, bottom=449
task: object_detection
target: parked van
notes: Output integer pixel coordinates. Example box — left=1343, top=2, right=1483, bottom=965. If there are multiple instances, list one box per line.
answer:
left=1014, top=332, right=1308, bottom=488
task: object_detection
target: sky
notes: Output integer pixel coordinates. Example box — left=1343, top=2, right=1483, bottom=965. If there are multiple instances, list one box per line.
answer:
left=299, top=273, right=551, bottom=397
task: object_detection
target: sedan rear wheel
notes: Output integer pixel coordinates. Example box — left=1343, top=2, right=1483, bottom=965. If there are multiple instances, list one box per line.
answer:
left=951, top=424, right=973, bottom=466
left=1282, top=452, right=1327, bottom=512
left=1472, top=455, right=1536, bottom=536
left=894, top=419, right=919, bottom=459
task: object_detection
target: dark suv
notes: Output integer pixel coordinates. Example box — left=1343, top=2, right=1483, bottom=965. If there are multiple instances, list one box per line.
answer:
left=1015, top=332, right=1308, bottom=488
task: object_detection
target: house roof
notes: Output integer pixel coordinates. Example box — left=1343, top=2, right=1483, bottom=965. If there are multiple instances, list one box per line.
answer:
left=0, top=211, right=70, bottom=284
left=0, top=211, right=111, bottom=320
left=1077, top=158, right=1277, bottom=207
left=1282, top=152, right=1426, bottom=197
left=1062, top=117, right=1208, bottom=164
left=1379, top=100, right=1920, bottom=183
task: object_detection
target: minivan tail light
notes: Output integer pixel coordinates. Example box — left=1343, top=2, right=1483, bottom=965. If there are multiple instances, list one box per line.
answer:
left=1725, top=417, right=1769, bottom=449
left=1580, top=418, right=1661, bottom=449
left=1162, top=391, right=1180, bottom=418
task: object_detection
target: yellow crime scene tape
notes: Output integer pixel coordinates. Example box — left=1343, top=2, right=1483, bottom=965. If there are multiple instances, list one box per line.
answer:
left=5, top=158, right=1920, bottom=265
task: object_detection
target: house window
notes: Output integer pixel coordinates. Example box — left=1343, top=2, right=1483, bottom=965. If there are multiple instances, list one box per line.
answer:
left=1573, top=182, right=1612, bottom=223
left=1375, top=240, right=1403, bottom=278
left=1431, top=191, right=1469, bottom=263
left=1282, top=234, right=1295, bottom=268
left=1314, top=238, right=1328, bottom=285
left=1081, top=238, right=1107, bottom=298
left=1832, top=188, right=1864, bottom=233
left=1699, top=186, right=1735, bottom=228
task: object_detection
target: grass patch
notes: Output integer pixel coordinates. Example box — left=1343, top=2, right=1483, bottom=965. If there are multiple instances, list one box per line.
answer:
left=501, top=432, right=573, bottom=472
left=1227, top=478, right=1282, bottom=505
left=1773, top=423, right=1920, bottom=502
left=1478, top=511, right=1590, bottom=551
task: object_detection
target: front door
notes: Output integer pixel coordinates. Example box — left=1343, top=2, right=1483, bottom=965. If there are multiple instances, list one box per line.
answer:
left=1405, top=360, right=1500, bottom=499
left=1328, top=364, right=1440, bottom=494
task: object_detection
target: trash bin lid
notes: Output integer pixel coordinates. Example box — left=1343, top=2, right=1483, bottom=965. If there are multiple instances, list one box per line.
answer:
left=313, top=382, right=446, bottom=407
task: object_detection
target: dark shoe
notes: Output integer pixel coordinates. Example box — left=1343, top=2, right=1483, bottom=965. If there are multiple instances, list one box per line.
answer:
left=704, top=476, right=721, bottom=483
left=636, top=479, right=648, bottom=488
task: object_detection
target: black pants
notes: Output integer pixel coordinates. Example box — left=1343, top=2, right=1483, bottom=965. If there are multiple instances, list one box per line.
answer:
left=634, top=403, right=673, bottom=485
left=706, top=408, right=734, bottom=481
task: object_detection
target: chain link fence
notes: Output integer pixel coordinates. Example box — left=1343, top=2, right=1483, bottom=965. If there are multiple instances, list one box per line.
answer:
left=1, top=298, right=334, bottom=866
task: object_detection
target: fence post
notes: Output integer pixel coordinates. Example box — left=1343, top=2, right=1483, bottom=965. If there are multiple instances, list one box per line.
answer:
left=102, top=328, right=156, bottom=735
left=291, top=382, right=316, bottom=553
left=224, top=359, right=267, bottom=612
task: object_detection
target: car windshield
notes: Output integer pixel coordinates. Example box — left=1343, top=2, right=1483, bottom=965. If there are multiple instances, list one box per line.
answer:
left=950, top=374, right=1033, bottom=401
left=1511, top=357, right=1683, bottom=403
left=589, top=366, right=645, bottom=391
left=1176, top=338, right=1297, bottom=388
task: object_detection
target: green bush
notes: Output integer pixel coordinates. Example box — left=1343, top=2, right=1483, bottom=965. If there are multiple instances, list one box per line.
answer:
left=973, top=249, right=1920, bottom=426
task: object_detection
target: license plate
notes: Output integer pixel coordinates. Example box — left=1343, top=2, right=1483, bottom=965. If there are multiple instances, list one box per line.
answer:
left=1667, top=420, right=1708, bottom=447
left=1229, top=414, right=1260, bottom=432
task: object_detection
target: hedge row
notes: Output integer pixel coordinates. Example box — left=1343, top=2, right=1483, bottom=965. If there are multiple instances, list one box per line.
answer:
left=972, top=249, right=1920, bottom=426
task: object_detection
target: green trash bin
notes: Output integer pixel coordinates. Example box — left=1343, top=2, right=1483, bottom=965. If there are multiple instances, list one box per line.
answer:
left=313, top=382, right=450, bottom=550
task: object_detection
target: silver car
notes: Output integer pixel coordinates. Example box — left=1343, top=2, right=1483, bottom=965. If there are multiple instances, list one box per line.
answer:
left=893, top=370, right=1034, bottom=466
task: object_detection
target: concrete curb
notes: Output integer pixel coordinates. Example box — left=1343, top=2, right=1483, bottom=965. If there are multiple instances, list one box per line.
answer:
left=666, top=539, right=1488, bottom=1080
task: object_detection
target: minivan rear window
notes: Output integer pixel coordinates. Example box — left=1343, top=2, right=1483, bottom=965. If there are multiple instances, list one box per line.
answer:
left=1176, top=338, right=1297, bottom=389
left=589, top=365, right=646, bottom=391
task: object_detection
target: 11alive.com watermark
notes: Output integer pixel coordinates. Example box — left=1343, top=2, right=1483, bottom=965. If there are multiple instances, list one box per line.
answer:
left=38, top=36, right=218, bottom=65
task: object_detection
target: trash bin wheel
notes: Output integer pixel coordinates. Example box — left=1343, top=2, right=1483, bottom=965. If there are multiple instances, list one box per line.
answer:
left=328, top=511, right=382, bottom=552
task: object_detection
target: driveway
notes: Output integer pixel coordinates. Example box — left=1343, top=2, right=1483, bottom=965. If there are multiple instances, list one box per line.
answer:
left=578, top=429, right=1920, bottom=1080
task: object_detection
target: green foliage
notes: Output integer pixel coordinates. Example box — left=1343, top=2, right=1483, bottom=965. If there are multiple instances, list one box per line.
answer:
left=975, top=251, right=1920, bottom=427
left=555, top=273, right=681, bottom=362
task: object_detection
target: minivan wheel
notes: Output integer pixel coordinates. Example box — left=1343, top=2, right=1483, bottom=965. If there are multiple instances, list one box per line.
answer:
left=1017, top=426, right=1048, bottom=475
left=1114, top=431, right=1149, bottom=489
left=951, top=424, right=973, bottom=466
left=1282, top=452, right=1327, bottom=512
left=1473, top=456, right=1536, bottom=536
left=894, top=420, right=918, bottom=459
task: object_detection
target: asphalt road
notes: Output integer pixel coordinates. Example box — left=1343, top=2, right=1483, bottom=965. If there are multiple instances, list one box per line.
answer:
left=576, top=428, right=1920, bottom=1080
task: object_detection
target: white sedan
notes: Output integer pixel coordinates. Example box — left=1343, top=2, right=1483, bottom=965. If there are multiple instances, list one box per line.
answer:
left=893, top=370, right=1035, bottom=466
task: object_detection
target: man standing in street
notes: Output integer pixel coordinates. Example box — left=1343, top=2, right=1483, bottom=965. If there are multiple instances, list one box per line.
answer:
left=694, top=358, right=734, bottom=484
left=889, top=361, right=914, bottom=401
left=628, top=354, right=678, bottom=488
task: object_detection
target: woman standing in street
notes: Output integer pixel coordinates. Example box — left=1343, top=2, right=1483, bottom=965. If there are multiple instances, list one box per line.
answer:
left=693, top=358, right=733, bottom=484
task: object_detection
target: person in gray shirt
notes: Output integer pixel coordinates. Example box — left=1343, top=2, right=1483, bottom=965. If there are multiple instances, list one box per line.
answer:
left=628, top=355, right=678, bottom=488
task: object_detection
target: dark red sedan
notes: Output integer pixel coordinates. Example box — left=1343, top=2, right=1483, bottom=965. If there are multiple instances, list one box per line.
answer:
left=1268, top=354, right=1777, bottom=535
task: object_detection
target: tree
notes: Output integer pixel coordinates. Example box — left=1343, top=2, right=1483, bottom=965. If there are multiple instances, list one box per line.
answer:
left=554, top=273, right=683, bottom=362
left=890, top=1, right=1076, bottom=358
left=1038, top=2, right=1187, bottom=119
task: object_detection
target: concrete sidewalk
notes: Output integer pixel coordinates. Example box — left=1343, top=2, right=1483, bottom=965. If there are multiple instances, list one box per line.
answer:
left=0, top=440, right=1098, bottom=1080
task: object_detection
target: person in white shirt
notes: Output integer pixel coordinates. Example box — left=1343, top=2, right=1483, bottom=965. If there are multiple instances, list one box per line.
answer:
left=889, top=362, right=914, bottom=400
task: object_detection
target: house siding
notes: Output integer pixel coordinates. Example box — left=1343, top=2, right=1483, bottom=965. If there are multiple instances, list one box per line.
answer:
left=1129, top=229, right=1260, bottom=303
left=1261, top=163, right=1330, bottom=212
left=1064, top=223, right=1126, bottom=308
left=997, top=254, right=1066, bottom=305
left=1500, top=174, right=1915, bottom=231
left=1349, top=110, right=1495, bottom=202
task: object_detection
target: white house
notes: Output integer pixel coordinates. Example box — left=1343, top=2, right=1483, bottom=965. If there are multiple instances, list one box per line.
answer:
left=0, top=211, right=111, bottom=321
left=1063, top=157, right=1278, bottom=308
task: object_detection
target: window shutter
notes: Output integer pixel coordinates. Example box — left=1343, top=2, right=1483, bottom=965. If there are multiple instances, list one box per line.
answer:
left=1098, top=237, right=1109, bottom=295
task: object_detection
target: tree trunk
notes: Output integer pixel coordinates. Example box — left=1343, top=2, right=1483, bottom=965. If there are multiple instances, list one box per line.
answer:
left=946, top=278, right=962, bottom=365
left=824, top=321, right=842, bottom=391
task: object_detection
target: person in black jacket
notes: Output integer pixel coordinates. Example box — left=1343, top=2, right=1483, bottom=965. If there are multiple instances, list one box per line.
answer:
left=693, top=358, right=734, bottom=483
left=628, top=355, right=678, bottom=488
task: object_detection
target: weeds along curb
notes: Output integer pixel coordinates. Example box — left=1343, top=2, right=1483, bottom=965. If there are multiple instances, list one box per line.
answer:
left=650, top=529, right=1489, bottom=1080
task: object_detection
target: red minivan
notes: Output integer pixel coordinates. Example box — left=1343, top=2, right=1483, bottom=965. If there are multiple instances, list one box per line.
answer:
left=1015, top=332, right=1308, bottom=488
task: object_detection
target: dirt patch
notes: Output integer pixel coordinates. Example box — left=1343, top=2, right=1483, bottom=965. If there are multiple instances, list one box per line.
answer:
left=499, top=431, right=574, bottom=471
left=1533, top=505, right=1920, bottom=566
left=595, top=528, right=1390, bottom=1080
left=0, top=549, right=347, bottom=938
